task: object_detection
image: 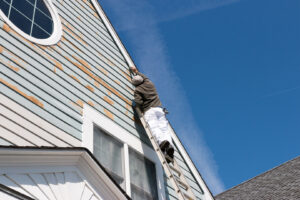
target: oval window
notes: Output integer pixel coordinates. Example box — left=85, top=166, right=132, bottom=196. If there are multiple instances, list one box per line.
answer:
left=0, top=0, right=62, bottom=45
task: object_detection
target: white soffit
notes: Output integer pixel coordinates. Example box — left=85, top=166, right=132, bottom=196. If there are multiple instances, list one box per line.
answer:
left=0, top=147, right=129, bottom=200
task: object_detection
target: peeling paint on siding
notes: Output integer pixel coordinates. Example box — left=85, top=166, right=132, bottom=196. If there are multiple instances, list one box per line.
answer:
left=86, top=85, right=94, bottom=92
left=104, top=108, right=114, bottom=120
left=0, top=58, right=20, bottom=72
left=88, top=100, right=94, bottom=107
left=76, top=99, right=84, bottom=107
left=0, top=78, right=44, bottom=108
left=71, top=75, right=81, bottom=83
left=103, top=96, right=114, bottom=105
left=65, top=56, right=132, bottom=105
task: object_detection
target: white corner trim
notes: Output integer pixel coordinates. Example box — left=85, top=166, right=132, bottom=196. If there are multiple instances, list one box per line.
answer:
left=82, top=104, right=165, bottom=200
left=0, top=0, right=62, bottom=45
left=91, top=0, right=135, bottom=68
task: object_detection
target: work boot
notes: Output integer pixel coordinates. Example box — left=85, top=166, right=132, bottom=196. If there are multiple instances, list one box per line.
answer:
left=159, top=140, right=169, bottom=152
left=166, top=145, right=174, bottom=160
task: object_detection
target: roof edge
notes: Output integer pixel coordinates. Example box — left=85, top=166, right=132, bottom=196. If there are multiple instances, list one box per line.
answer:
left=0, top=145, right=131, bottom=200
left=215, top=155, right=300, bottom=198
left=91, top=0, right=137, bottom=71
left=169, top=123, right=215, bottom=199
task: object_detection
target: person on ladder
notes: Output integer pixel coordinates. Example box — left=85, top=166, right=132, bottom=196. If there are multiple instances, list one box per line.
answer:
left=130, top=66, right=174, bottom=162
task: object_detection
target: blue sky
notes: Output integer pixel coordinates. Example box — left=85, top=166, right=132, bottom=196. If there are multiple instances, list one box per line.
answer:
left=99, top=0, right=300, bottom=195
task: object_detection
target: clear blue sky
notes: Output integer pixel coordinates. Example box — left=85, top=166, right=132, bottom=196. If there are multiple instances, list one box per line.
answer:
left=100, top=0, right=300, bottom=194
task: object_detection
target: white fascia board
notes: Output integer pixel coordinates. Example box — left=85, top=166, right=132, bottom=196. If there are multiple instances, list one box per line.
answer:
left=91, top=0, right=135, bottom=69
left=170, top=127, right=215, bottom=200
left=0, top=147, right=129, bottom=200
left=91, top=1, right=214, bottom=199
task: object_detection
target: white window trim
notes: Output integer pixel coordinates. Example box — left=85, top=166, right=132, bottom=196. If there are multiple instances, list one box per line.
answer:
left=82, top=104, right=166, bottom=200
left=0, top=0, right=62, bottom=45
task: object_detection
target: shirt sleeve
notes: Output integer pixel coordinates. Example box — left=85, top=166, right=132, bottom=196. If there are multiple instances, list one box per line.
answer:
left=136, top=72, right=148, bottom=80
left=134, top=89, right=144, bottom=106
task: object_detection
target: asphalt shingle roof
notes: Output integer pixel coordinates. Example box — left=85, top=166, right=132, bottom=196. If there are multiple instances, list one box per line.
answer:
left=215, top=156, right=300, bottom=200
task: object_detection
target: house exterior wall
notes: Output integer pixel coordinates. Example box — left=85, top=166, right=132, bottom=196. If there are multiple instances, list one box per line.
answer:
left=0, top=0, right=210, bottom=199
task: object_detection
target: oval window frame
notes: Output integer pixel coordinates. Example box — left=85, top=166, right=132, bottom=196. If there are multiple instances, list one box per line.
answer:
left=0, top=0, right=62, bottom=45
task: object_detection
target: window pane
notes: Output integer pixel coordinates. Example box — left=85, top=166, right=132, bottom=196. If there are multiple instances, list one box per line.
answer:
left=34, top=9, right=53, bottom=35
left=129, top=149, right=158, bottom=200
left=32, top=24, right=50, bottom=39
left=36, top=0, right=51, bottom=17
left=0, top=0, right=10, bottom=16
left=1, top=0, right=54, bottom=40
left=12, top=0, right=34, bottom=19
left=3, top=0, right=11, bottom=4
left=93, top=126, right=124, bottom=188
left=26, top=0, right=36, bottom=5
left=9, top=7, right=31, bottom=34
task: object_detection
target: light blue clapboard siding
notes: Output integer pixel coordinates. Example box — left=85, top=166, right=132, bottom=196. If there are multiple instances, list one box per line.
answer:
left=0, top=58, right=82, bottom=127
left=60, top=31, right=134, bottom=94
left=0, top=20, right=149, bottom=144
left=0, top=33, right=142, bottom=142
left=55, top=2, right=129, bottom=71
left=66, top=0, right=125, bottom=58
left=56, top=5, right=132, bottom=87
left=64, top=1, right=126, bottom=61
left=0, top=137, right=12, bottom=146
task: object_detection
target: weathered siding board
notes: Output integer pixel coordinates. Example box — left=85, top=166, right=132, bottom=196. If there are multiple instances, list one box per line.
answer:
left=64, top=0, right=126, bottom=61
left=51, top=39, right=133, bottom=102
left=0, top=137, right=12, bottom=146
left=0, top=104, right=70, bottom=147
left=0, top=94, right=81, bottom=146
left=0, top=125, right=34, bottom=146
left=55, top=2, right=128, bottom=70
left=0, top=115, right=53, bottom=146
left=0, top=73, right=82, bottom=138
left=60, top=32, right=134, bottom=94
left=60, top=29, right=134, bottom=94
left=0, top=54, right=82, bottom=124
left=0, top=30, right=139, bottom=139
left=73, top=0, right=120, bottom=52
left=0, top=66, right=82, bottom=132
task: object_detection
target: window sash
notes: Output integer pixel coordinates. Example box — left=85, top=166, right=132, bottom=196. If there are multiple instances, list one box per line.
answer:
left=129, top=148, right=158, bottom=200
left=93, top=126, right=125, bottom=188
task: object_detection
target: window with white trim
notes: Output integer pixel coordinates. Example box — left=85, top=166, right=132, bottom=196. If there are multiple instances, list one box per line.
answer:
left=93, top=126, right=158, bottom=200
left=0, top=0, right=62, bottom=45
left=83, top=105, right=165, bottom=200
left=93, top=126, right=125, bottom=189
left=129, top=148, right=158, bottom=200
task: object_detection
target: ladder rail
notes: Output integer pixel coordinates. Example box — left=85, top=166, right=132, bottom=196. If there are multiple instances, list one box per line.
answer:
left=136, top=107, right=196, bottom=200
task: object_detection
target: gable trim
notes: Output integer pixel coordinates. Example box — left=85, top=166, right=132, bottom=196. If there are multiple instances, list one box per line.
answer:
left=91, top=0, right=135, bottom=68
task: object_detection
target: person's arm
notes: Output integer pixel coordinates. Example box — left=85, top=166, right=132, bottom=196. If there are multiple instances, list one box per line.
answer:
left=134, top=89, right=143, bottom=106
left=130, top=66, right=148, bottom=80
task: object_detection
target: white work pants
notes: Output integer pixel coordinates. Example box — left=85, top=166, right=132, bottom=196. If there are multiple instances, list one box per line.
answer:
left=144, top=107, right=173, bottom=147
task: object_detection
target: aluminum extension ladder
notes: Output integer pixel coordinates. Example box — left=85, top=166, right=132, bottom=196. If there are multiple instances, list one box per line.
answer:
left=135, top=107, right=196, bottom=200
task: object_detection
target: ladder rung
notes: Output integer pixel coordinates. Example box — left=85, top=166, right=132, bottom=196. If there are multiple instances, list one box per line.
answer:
left=169, top=164, right=181, bottom=176
left=183, top=192, right=195, bottom=200
left=175, top=177, right=189, bottom=190
left=138, top=113, right=196, bottom=200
